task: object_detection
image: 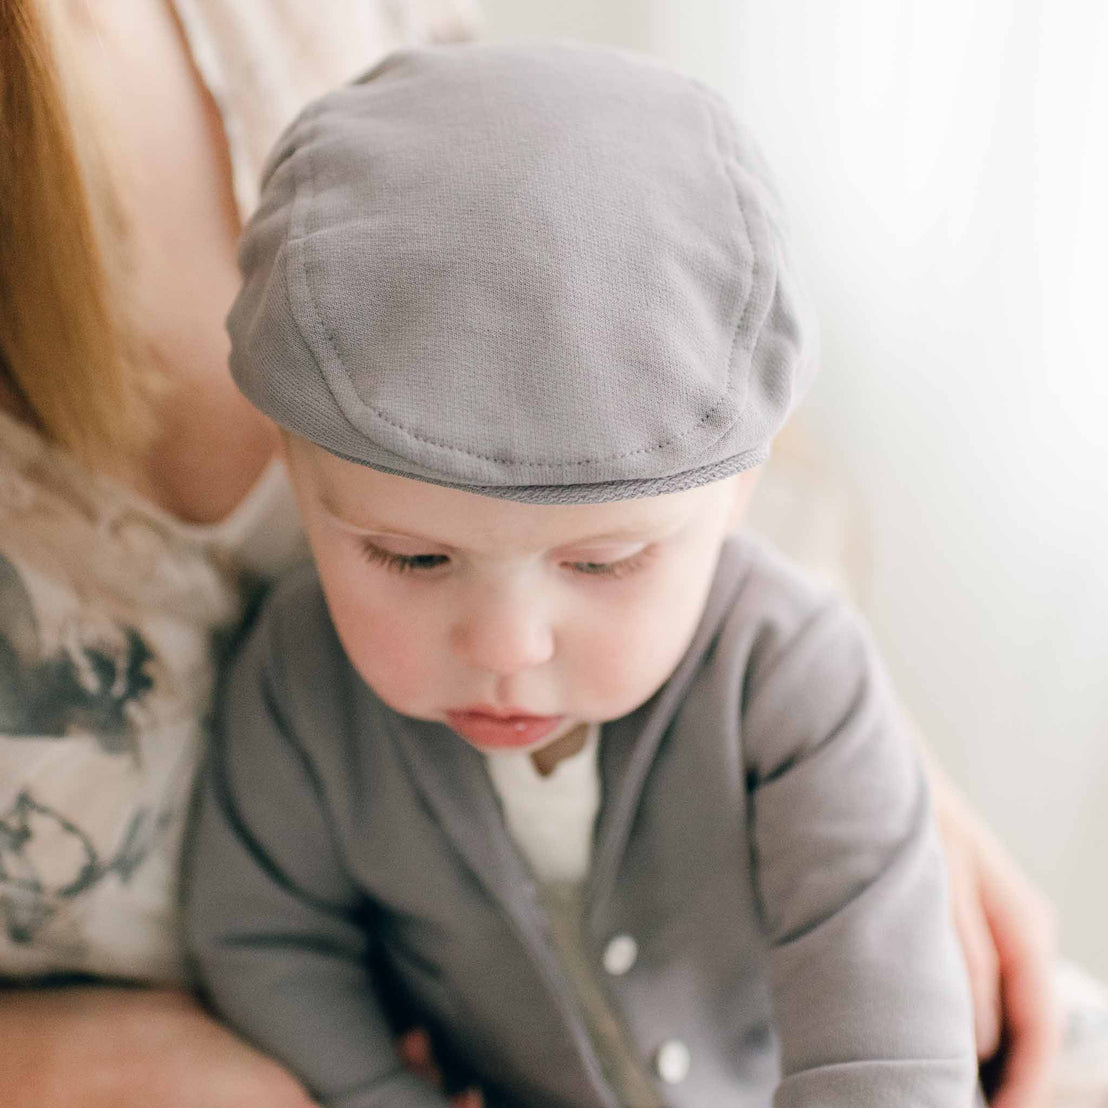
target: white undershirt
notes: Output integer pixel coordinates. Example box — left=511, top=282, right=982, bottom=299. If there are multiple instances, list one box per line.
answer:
left=484, top=723, right=601, bottom=885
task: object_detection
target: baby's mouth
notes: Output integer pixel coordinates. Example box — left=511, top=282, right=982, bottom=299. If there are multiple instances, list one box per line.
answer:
left=444, top=708, right=566, bottom=750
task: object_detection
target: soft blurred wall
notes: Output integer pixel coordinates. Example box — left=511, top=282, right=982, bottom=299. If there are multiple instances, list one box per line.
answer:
left=479, top=1, right=1108, bottom=976
left=476, top=0, right=652, bottom=52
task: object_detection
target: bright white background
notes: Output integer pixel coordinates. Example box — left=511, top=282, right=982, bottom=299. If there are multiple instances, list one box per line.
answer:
left=479, top=0, right=1108, bottom=976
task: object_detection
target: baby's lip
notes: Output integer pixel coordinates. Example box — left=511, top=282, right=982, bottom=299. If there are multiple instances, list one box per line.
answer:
left=450, top=704, right=551, bottom=720
left=445, top=707, right=566, bottom=750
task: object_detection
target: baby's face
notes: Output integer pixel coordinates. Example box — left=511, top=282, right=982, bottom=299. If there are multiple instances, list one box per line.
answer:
left=285, top=437, right=757, bottom=754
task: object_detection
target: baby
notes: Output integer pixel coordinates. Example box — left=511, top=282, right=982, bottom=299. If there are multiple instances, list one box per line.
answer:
left=185, top=42, right=977, bottom=1107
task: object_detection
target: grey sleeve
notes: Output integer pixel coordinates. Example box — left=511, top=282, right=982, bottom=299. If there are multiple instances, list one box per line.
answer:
left=743, top=599, right=978, bottom=1107
left=183, top=614, right=448, bottom=1108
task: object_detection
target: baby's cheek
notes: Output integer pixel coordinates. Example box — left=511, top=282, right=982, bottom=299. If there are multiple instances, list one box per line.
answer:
left=576, top=645, right=649, bottom=711
left=328, top=601, right=438, bottom=712
left=567, top=612, right=690, bottom=716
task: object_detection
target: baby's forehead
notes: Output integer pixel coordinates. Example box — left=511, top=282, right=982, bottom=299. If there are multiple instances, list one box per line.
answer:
left=294, top=437, right=735, bottom=552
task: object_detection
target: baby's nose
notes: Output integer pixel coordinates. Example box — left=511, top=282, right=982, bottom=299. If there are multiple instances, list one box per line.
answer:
left=450, top=593, right=555, bottom=676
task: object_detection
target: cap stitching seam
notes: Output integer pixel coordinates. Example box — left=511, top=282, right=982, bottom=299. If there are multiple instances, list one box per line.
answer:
left=701, top=86, right=760, bottom=428
left=312, top=444, right=769, bottom=502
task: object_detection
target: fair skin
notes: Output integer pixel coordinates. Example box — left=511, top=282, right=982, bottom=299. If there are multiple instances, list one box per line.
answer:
left=0, top=1, right=1059, bottom=1104
left=61, top=0, right=279, bottom=524
left=284, top=438, right=757, bottom=757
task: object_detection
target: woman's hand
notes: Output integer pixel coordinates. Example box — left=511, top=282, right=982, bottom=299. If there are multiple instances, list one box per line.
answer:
left=0, top=985, right=317, bottom=1108
left=927, top=758, right=1062, bottom=1108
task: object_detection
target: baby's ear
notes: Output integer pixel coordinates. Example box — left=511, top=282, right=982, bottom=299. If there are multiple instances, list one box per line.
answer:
left=726, top=467, right=762, bottom=529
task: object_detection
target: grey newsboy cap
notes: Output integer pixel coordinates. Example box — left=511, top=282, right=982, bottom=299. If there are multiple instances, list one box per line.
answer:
left=229, top=41, right=816, bottom=503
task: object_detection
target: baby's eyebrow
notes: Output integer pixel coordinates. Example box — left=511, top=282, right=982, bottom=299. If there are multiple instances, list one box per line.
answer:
left=316, top=500, right=448, bottom=545
left=320, top=508, right=658, bottom=547
left=554, top=530, right=658, bottom=547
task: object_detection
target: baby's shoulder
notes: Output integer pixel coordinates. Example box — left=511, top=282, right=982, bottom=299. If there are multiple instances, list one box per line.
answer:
left=230, top=561, right=360, bottom=712
left=718, top=533, right=872, bottom=683
left=724, top=532, right=840, bottom=630
left=253, top=560, right=333, bottom=648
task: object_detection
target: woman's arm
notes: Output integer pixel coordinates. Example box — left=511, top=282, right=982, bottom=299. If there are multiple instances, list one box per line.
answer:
left=0, top=985, right=317, bottom=1108
left=0, top=988, right=484, bottom=1108
left=924, top=750, right=1062, bottom=1108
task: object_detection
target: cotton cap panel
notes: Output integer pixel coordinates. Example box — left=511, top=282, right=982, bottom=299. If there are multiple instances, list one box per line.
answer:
left=229, top=41, right=817, bottom=503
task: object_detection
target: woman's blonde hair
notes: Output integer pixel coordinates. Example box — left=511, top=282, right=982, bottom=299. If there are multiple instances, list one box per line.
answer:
left=0, top=0, right=154, bottom=472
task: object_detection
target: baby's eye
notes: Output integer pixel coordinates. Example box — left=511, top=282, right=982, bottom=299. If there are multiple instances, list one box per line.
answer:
left=359, top=540, right=450, bottom=574
left=565, top=550, right=652, bottom=580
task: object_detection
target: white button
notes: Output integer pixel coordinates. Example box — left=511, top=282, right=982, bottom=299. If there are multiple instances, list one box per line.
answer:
left=654, top=1039, right=691, bottom=1085
left=602, top=934, right=638, bottom=976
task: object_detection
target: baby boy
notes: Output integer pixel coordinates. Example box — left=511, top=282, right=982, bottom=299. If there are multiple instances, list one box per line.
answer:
left=185, top=42, right=977, bottom=1108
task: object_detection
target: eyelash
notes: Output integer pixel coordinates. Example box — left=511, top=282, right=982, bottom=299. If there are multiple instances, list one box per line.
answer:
left=568, top=551, right=652, bottom=579
left=358, top=542, right=450, bottom=574
left=356, top=541, right=652, bottom=580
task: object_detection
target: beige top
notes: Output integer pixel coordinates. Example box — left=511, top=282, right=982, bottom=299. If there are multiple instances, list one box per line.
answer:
left=0, top=0, right=478, bottom=985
